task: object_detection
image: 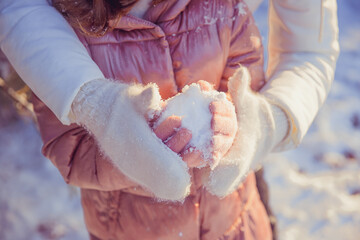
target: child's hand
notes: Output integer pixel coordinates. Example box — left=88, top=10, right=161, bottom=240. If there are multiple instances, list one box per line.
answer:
left=208, top=94, right=237, bottom=166
left=153, top=114, right=205, bottom=168
left=153, top=81, right=237, bottom=169
left=182, top=80, right=237, bottom=168
left=153, top=114, right=207, bottom=168
left=153, top=115, right=192, bottom=154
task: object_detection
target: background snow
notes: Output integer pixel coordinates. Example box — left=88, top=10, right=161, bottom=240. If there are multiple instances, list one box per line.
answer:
left=0, top=0, right=359, bottom=239
left=0, top=120, right=88, bottom=240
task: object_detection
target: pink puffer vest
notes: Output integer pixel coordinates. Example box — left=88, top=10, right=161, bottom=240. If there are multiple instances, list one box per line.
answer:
left=32, top=0, right=271, bottom=239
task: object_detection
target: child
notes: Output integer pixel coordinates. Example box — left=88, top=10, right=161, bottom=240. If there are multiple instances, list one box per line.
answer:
left=31, top=0, right=283, bottom=239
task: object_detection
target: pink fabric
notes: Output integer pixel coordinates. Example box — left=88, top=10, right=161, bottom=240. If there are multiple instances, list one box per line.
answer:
left=32, top=0, right=271, bottom=239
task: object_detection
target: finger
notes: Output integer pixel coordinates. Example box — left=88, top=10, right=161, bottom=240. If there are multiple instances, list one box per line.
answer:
left=197, top=80, right=214, bottom=92
left=209, top=100, right=236, bottom=117
left=181, top=149, right=206, bottom=168
left=211, top=134, right=235, bottom=168
left=154, top=115, right=182, bottom=140
left=212, top=115, right=237, bottom=135
left=212, top=134, right=235, bottom=154
left=166, top=128, right=192, bottom=153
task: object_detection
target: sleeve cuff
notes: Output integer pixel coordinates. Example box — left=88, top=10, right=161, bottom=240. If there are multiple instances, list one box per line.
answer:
left=266, top=94, right=300, bottom=151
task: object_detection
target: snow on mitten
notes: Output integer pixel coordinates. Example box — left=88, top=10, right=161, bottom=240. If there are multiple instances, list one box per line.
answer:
left=205, top=67, right=289, bottom=197
left=70, top=78, right=191, bottom=201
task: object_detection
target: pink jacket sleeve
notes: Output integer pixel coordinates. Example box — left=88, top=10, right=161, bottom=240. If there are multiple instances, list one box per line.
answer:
left=220, top=0, right=265, bottom=92
left=32, top=94, right=138, bottom=191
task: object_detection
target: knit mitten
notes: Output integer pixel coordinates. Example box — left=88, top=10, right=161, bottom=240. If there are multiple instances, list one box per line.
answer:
left=70, top=78, right=191, bottom=201
left=206, top=67, right=289, bottom=197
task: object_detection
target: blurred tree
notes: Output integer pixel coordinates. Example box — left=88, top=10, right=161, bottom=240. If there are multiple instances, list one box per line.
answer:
left=0, top=50, right=34, bottom=127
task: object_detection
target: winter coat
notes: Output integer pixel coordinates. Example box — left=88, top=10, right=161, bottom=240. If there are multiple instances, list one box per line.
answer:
left=30, top=0, right=273, bottom=239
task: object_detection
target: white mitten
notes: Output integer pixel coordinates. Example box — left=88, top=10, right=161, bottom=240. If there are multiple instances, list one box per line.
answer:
left=70, top=78, right=191, bottom=201
left=206, top=67, right=289, bottom=197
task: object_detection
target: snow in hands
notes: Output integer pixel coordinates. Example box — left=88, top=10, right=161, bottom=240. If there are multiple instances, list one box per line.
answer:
left=156, top=83, right=229, bottom=167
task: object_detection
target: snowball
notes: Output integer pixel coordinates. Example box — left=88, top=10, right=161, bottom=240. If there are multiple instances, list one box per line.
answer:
left=156, top=83, right=226, bottom=161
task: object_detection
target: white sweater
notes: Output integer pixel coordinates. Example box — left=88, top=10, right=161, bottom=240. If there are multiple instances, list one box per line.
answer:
left=0, top=0, right=339, bottom=150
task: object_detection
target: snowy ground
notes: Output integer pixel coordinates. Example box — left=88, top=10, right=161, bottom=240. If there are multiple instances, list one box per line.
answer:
left=0, top=1, right=359, bottom=239
left=0, top=120, right=88, bottom=240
